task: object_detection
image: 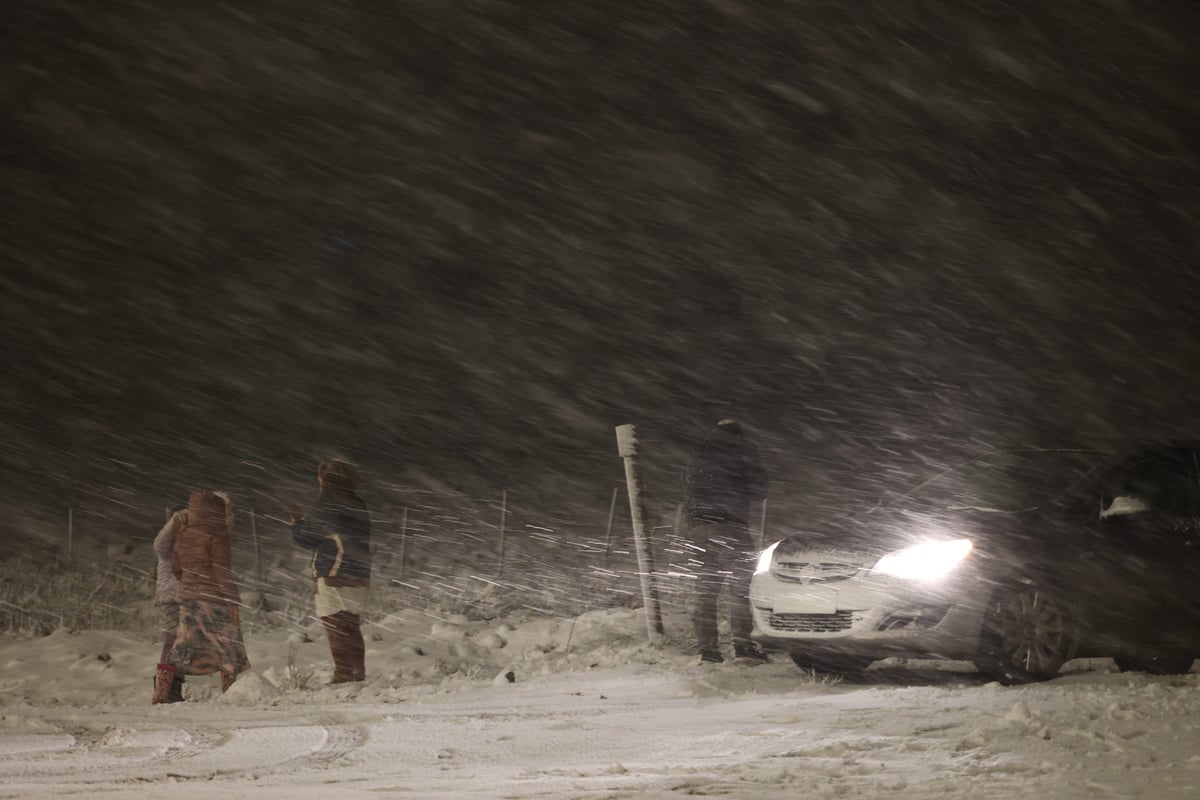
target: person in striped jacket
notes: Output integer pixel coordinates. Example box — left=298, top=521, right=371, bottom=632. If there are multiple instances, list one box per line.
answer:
left=151, top=506, right=187, bottom=703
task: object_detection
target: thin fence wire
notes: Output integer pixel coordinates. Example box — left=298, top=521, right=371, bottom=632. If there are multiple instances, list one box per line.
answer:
left=3, top=485, right=698, bottom=637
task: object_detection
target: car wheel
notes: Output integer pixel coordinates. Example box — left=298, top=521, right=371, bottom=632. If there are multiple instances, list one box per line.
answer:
left=974, top=583, right=1076, bottom=685
left=1113, top=653, right=1195, bottom=675
left=789, top=653, right=874, bottom=674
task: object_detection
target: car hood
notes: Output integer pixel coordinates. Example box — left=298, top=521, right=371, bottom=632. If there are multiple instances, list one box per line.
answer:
left=765, top=505, right=1024, bottom=560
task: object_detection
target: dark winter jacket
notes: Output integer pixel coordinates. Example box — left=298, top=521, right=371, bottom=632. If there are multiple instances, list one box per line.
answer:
left=683, top=424, right=768, bottom=529
left=291, top=492, right=372, bottom=587
left=172, top=491, right=241, bottom=605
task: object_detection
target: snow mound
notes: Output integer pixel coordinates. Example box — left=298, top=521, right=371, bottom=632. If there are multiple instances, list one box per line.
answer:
left=219, top=671, right=279, bottom=704
left=1005, top=699, right=1035, bottom=723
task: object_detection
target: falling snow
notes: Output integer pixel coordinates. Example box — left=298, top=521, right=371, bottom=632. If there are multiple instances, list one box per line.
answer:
left=3, top=1, right=1199, bottom=797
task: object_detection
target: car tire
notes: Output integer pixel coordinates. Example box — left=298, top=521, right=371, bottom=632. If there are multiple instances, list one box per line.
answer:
left=974, top=582, right=1077, bottom=685
left=1113, top=653, right=1196, bottom=675
left=789, top=653, right=874, bottom=674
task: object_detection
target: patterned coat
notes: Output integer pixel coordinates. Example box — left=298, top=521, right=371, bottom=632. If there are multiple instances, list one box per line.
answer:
left=172, top=491, right=241, bottom=605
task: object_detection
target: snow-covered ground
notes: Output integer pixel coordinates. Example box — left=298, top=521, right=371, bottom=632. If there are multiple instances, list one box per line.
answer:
left=2, top=606, right=1198, bottom=799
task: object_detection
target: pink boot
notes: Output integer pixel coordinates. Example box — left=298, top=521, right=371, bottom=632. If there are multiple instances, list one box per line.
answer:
left=152, top=664, right=179, bottom=704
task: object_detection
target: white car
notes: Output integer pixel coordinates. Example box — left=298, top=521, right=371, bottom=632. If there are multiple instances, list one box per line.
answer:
left=749, top=448, right=1200, bottom=683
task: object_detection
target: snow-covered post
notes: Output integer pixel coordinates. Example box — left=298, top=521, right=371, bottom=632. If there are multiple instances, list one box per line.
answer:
left=249, top=508, right=264, bottom=589
left=615, top=424, right=664, bottom=642
left=397, top=507, right=409, bottom=578
left=498, top=491, right=508, bottom=579
left=757, top=498, right=768, bottom=551
left=67, top=507, right=73, bottom=560
left=602, top=486, right=619, bottom=567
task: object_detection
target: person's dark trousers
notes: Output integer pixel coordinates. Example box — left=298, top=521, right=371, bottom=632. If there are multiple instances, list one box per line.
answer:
left=690, top=522, right=757, bottom=655
left=322, top=610, right=365, bottom=682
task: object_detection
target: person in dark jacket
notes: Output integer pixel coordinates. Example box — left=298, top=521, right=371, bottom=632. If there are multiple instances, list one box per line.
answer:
left=291, top=457, right=372, bottom=683
left=683, top=419, right=768, bottom=664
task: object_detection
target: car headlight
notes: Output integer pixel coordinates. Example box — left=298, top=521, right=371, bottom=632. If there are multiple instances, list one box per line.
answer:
left=754, top=540, right=781, bottom=575
left=873, top=539, right=973, bottom=581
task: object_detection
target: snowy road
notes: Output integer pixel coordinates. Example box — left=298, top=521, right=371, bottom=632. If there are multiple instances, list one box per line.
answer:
left=4, top=658, right=1200, bottom=800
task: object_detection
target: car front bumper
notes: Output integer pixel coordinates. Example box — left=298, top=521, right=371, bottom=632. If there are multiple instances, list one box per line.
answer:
left=749, top=568, right=987, bottom=662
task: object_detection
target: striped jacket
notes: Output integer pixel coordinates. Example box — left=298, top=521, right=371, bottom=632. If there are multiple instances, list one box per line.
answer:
left=152, top=509, right=187, bottom=605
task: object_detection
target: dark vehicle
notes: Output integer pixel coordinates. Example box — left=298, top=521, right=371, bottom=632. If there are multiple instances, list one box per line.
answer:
left=749, top=446, right=1200, bottom=683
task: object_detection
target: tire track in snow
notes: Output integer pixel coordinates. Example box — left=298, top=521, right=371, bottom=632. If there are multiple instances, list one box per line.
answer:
left=0, top=715, right=368, bottom=789
left=281, top=720, right=367, bottom=771
left=0, top=722, right=207, bottom=797
left=162, top=713, right=369, bottom=782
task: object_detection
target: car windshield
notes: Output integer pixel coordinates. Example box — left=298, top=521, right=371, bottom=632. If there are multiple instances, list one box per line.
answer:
left=879, top=449, right=1113, bottom=514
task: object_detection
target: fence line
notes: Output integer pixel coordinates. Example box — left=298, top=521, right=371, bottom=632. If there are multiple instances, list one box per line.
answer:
left=22, top=483, right=692, bottom=637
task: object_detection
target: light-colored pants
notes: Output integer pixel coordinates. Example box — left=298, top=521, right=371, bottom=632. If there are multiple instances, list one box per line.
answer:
left=314, top=579, right=369, bottom=619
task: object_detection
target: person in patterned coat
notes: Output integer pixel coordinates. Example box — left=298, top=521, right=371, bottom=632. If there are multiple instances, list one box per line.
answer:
left=154, top=490, right=250, bottom=702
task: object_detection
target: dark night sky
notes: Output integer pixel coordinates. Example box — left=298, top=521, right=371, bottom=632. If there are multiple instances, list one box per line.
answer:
left=2, top=1, right=1198, bottom=545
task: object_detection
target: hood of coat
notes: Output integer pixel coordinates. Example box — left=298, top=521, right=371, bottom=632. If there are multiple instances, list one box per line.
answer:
left=187, top=491, right=229, bottom=532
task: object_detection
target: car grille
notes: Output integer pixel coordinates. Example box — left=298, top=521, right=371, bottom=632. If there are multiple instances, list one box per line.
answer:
left=768, top=611, right=855, bottom=633
left=773, top=560, right=861, bottom=584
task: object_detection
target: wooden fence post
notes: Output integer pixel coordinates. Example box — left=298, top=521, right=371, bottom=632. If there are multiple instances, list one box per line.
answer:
left=615, top=424, right=664, bottom=642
